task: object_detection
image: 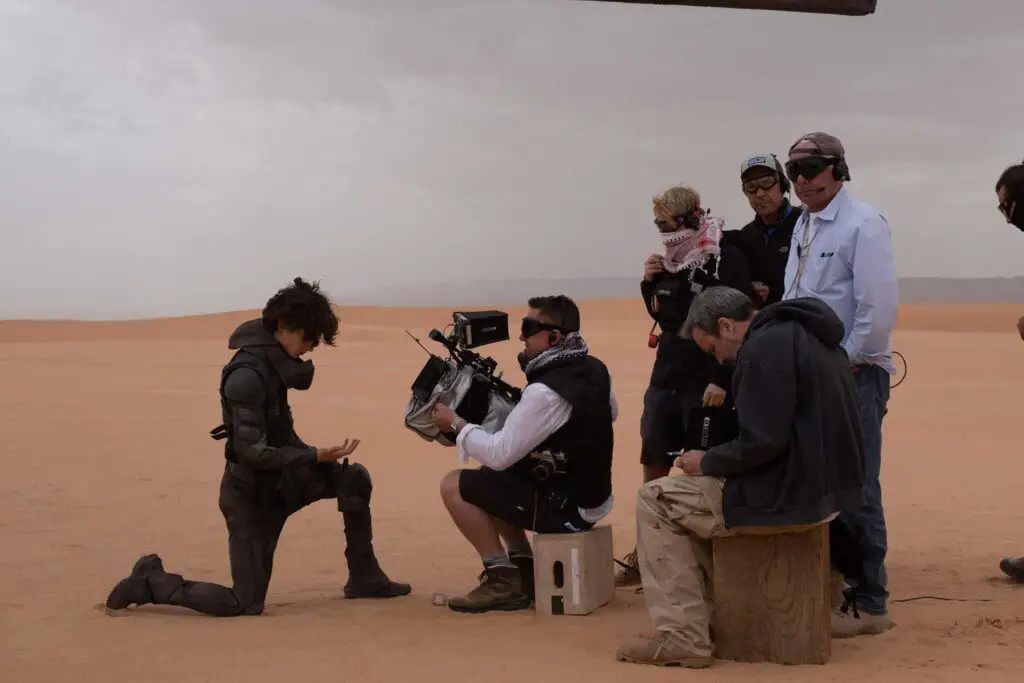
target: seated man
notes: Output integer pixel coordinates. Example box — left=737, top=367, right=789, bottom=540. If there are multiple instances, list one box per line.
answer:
left=430, top=294, right=617, bottom=614
left=616, top=286, right=866, bottom=668
left=104, top=277, right=410, bottom=617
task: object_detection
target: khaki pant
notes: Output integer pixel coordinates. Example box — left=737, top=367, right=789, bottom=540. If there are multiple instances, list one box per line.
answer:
left=635, top=474, right=733, bottom=657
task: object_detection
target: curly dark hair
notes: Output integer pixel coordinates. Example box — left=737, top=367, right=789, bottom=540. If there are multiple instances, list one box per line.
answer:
left=260, top=277, right=339, bottom=347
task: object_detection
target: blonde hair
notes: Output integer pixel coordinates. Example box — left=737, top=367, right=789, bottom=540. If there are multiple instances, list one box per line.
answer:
left=652, top=184, right=701, bottom=219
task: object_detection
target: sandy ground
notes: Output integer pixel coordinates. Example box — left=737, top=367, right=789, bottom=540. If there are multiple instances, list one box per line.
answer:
left=1, top=300, right=1023, bottom=683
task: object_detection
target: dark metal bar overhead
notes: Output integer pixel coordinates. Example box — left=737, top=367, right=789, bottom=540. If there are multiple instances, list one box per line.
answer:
left=574, top=0, right=877, bottom=16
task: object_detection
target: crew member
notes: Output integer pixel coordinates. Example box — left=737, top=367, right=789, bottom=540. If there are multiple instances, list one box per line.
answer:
left=996, top=160, right=1024, bottom=582
left=616, top=287, right=865, bottom=667
left=782, top=132, right=898, bottom=637
left=430, top=295, right=617, bottom=614
left=736, top=153, right=803, bottom=305
left=104, top=278, right=411, bottom=616
left=614, top=184, right=756, bottom=588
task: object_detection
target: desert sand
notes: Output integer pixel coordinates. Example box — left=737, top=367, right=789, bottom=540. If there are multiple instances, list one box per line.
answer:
left=1, top=299, right=1022, bottom=683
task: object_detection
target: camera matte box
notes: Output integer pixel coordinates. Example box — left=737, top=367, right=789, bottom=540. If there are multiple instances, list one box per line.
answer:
left=454, top=310, right=509, bottom=349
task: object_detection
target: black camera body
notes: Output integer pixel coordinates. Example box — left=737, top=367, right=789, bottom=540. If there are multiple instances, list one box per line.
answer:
left=526, top=448, right=568, bottom=482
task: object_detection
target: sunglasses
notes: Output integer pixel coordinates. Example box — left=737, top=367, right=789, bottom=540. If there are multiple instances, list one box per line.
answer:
left=742, top=176, right=779, bottom=195
left=784, top=156, right=836, bottom=182
left=999, top=198, right=1016, bottom=220
left=521, top=316, right=569, bottom=338
left=654, top=210, right=704, bottom=232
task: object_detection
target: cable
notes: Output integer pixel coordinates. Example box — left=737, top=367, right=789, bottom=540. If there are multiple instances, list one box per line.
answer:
left=890, top=595, right=994, bottom=604
left=890, top=350, right=907, bottom=389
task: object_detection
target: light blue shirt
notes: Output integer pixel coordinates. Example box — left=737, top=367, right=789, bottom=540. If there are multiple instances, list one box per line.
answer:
left=781, top=187, right=898, bottom=373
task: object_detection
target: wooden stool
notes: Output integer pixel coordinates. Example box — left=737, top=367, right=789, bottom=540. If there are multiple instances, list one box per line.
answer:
left=533, top=525, right=614, bottom=616
left=711, top=514, right=836, bottom=665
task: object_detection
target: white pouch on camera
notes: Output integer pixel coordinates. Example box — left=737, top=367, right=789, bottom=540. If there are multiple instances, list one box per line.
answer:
left=404, top=361, right=516, bottom=447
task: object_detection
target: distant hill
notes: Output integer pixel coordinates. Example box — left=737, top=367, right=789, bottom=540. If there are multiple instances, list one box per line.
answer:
left=340, top=276, right=1024, bottom=307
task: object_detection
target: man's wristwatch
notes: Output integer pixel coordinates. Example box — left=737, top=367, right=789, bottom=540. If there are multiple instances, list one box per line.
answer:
left=451, top=417, right=466, bottom=435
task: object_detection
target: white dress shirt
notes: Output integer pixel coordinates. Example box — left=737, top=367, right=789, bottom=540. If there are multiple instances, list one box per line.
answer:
left=455, top=382, right=618, bottom=523
left=782, top=187, right=899, bottom=373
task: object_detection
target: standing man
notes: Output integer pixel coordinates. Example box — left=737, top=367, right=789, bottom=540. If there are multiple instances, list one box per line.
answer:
left=737, top=153, right=803, bottom=305
left=995, top=161, right=1024, bottom=581
left=781, top=132, right=898, bottom=637
left=104, top=277, right=411, bottom=617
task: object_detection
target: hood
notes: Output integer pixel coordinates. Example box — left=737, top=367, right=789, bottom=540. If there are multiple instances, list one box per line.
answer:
left=227, top=319, right=316, bottom=390
left=747, top=297, right=845, bottom=349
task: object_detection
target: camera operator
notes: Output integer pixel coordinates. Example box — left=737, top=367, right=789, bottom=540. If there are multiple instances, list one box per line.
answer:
left=615, top=184, right=757, bottom=588
left=104, top=278, right=410, bottom=617
left=430, top=295, right=617, bottom=614
left=996, top=160, right=1024, bottom=582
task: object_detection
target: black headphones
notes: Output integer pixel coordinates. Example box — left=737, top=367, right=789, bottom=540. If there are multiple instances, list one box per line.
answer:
left=832, top=157, right=852, bottom=182
left=673, top=209, right=705, bottom=231
left=771, top=154, right=792, bottom=194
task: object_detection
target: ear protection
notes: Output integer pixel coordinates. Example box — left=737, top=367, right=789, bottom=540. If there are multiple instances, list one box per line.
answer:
left=770, top=154, right=792, bottom=194
left=832, top=157, right=852, bottom=182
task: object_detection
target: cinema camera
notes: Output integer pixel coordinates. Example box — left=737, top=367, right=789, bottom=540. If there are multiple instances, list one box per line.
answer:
left=403, top=310, right=522, bottom=447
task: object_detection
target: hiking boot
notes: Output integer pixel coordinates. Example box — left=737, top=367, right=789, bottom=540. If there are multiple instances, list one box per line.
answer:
left=448, top=565, right=531, bottom=614
left=615, top=632, right=713, bottom=668
left=831, top=603, right=894, bottom=638
left=614, top=548, right=642, bottom=588
left=999, top=557, right=1024, bottom=582
left=104, top=554, right=164, bottom=610
left=510, top=554, right=535, bottom=602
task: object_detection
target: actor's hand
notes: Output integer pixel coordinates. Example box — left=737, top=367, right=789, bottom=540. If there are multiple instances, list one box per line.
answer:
left=752, top=281, right=769, bottom=302
left=673, top=450, right=705, bottom=476
left=702, top=383, right=726, bottom=407
left=431, top=403, right=455, bottom=432
left=644, top=254, right=664, bottom=281
left=316, top=439, right=360, bottom=463
left=1017, top=314, right=1024, bottom=341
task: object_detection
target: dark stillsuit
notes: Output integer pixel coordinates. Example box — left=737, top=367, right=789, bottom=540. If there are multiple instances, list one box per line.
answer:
left=105, top=319, right=409, bottom=616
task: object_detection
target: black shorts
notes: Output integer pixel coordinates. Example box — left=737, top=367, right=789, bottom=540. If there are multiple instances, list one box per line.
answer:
left=458, top=467, right=593, bottom=534
left=639, top=385, right=706, bottom=468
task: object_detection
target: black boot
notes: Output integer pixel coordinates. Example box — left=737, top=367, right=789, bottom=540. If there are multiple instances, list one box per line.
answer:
left=510, top=554, right=535, bottom=602
left=341, top=508, right=411, bottom=599
left=105, top=554, right=164, bottom=610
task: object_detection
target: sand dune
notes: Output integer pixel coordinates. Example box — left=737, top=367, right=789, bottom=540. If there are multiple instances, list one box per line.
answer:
left=1, top=300, right=1023, bottom=682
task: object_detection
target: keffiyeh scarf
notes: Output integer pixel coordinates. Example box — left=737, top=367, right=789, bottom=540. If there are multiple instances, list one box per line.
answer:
left=518, top=331, right=589, bottom=375
left=660, top=213, right=725, bottom=277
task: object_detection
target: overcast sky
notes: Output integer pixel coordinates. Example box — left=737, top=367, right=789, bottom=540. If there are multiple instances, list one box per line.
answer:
left=1, top=0, right=1022, bottom=319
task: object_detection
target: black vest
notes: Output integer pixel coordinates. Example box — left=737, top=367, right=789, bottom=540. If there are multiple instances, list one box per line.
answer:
left=518, top=354, right=614, bottom=510
left=210, top=349, right=296, bottom=464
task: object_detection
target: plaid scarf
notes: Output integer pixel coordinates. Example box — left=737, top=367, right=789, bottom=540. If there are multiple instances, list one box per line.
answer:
left=518, top=331, right=589, bottom=376
left=660, top=213, right=724, bottom=277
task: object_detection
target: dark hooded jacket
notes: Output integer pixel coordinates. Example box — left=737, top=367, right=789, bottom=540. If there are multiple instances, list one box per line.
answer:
left=210, top=319, right=319, bottom=475
left=700, top=297, right=865, bottom=528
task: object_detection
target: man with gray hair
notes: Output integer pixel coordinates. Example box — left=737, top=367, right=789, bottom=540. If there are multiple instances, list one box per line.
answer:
left=615, top=286, right=865, bottom=668
left=781, top=131, right=898, bottom=636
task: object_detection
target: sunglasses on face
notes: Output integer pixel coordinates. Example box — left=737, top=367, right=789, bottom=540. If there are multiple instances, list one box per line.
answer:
left=999, top=198, right=1016, bottom=220
left=785, top=156, right=836, bottom=182
left=742, top=176, right=779, bottom=195
left=654, top=210, right=703, bottom=232
left=521, top=316, right=568, bottom=339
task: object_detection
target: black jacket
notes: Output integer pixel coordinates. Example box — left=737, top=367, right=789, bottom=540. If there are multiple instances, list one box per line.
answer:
left=522, top=355, right=615, bottom=510
left=210, top=319, right=319, bottom=474
left=700, top=297, right=865, bottom=528
left=736, top=200, right=803, bottom=305
left=641, top=242, right=756, bottom=391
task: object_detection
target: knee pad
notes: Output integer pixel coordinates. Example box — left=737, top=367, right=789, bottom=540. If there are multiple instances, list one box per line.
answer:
left=337, top=460, right=373, bottom=512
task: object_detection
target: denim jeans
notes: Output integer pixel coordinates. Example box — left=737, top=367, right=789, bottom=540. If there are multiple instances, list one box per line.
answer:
left=840, top=363, right=890, bottom=615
